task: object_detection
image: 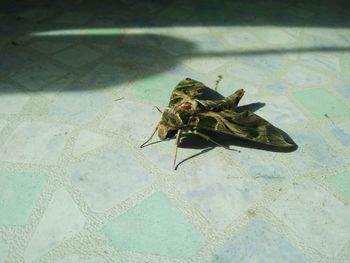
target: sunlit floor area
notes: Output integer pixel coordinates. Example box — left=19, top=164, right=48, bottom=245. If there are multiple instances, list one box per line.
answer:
left=1, top=0, right=350, bottom=262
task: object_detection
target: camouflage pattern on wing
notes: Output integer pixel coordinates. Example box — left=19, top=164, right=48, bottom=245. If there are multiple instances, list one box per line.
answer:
left=166, top=78, right=295, bottom=148
left=168, top=78, right=208, bottom=107
left=196, top=110, right=295, bottom=147
left=197, top=89, right=245, bottom=112
left=168, top=78, right=245, bottom=112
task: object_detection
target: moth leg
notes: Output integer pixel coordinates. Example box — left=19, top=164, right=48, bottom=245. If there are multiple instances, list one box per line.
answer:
left=173, top=129, right=182, bottom=170
left=193, top=130, right=240, bottom=152
left=140, top=124, right=159, bottom=148
left=153, top=106, right=163, bottom=113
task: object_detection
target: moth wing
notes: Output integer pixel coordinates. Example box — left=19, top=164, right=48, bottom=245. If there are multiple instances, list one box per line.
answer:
left=197, top=110, right=296, bottom=147
left=168, top=78, right=209, bottom=107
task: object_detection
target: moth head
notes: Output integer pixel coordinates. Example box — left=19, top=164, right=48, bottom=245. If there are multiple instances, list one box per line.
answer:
left=158, top=110, right=182, bottom=140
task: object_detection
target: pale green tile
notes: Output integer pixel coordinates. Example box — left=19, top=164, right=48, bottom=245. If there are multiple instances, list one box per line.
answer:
left=0, top=172, right=47, bottom=225
left=128, top=75, right=178, bottom=105
left=292, top=88, right=350, bottom=118
left=326, top=171, right=350, bottom=199
left=102, top=192, right=203, bottom=258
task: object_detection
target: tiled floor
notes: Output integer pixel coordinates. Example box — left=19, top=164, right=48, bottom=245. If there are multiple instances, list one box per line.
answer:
left=1, top=1, right=350, bottom=262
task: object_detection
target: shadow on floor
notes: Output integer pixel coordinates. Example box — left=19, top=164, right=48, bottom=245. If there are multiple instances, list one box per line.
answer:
left=2, top=0, right=350, bottom=28
left=1, top=32, right=350, bottom=94
left=1, top=0, right=350, bottom=94
left=174, top=131, right=298, bottom=169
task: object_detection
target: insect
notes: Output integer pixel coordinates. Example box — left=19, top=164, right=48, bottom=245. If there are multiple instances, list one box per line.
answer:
left=140, top=78, right=296, bottom=169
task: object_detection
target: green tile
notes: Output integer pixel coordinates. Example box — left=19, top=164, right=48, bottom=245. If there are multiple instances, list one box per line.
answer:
left=128, top=75, right=178, bottom=105
left=102, top=192, right=203, bottom=258
left=0, top=172, right=47, bottom=225
left=326, top=171, right=350, bottom=199
left=292, top=88, right=350, bottom=118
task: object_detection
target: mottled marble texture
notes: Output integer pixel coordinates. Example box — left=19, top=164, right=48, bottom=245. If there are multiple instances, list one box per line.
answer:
left=240, top=54, right=290, bottom=72
left=128, top=74, right=180, bottom=105
left=329, top=122, right=350, bottom=147
left=103, top=192, right=203, bottom=257
left=292, top=88, right=350, bottom=118
left=213, top=219, right=311, bottom=263
left=48, top=90, right=111, bottom=123
left=79, top=61, right=134, bottom=89
left=24, top=188, right=86, bottom=262
left=223, top=31, right=260, bottom=48
left=183, top=57, right=229, bottom=74
left=1, top=2, right=350, bottom=262
left=188, top=35, right=226, bottom=53
left=334, top=76, right=350, bottom=100
left=0, top=48, right=37, bottom=75
left=243, top=95, right=307, bottom=129
left=176, top=150, right=264, bottom=229
left=99, top=99, right=159, bottom=142
left=30, top=40, right=72, bottom=54
left=269, top=180, right=350, bottom=257
left=0, top=120, right=6, bottom=133
left=256, top=28, right=297, bottom=45
left=0, top=240, right=8, bottom=263
left=71, top=145, right=152, bottom=212
left=231, top=149, right=292, bottom=183
left=73, top=130, right=111, bottom=157
left=284, top=129, right=345, bottom=174
left=0, top=122, right=72, bottom=164
left=0, top=171, right=47, bottom=225
left=226, top=63, right=268, bottom=85
left=55, top=255, right=105, bottom=263
left=282, top=65, right=331, bottom=88
left=52, top=45, right=102, bottom=68
left=0, top=83, right=30, bottom=114
left=300, top=53, right=340, bottom=73
left=326, top=171, right=350, bottom=200
left=9, top=60, right=68, bottom=91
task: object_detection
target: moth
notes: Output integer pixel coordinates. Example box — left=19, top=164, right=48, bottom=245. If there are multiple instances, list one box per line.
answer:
left=140, top=78, right=296, bottom=169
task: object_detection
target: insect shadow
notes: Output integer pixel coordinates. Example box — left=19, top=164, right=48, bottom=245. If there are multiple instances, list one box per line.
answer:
left=175, top=127, right=297, bottom=170
left=179, top=131, right=297, bottom=152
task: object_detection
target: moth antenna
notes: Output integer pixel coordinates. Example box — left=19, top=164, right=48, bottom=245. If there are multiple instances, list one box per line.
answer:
left=153, top=106, right=163, bottom=114
left=173, top=129, right=182, bottom=170
left=214, top=75, right=223, bottom=91
left=114, top=97, right=124, bottom=102
left=140, top=124, right=159, bottom=148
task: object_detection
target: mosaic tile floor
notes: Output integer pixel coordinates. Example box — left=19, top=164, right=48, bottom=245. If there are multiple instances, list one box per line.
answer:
left=1, top=1, right=350, bottom=262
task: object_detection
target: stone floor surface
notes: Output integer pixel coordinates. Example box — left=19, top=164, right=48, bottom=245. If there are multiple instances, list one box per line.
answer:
left=0, top=1, right=350, bottom=262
